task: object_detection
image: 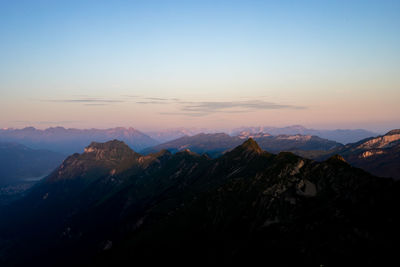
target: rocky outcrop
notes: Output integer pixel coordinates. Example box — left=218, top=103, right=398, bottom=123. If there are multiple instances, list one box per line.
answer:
left=331, top=129, right=400, bottom=179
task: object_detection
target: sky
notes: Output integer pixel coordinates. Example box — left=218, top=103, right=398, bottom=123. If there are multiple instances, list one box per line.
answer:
left=0, top=0, right=399, bottom=132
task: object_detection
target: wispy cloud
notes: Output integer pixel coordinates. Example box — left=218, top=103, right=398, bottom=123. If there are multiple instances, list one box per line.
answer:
left=39, top=95, right=180, bottom=106
left=144, top=97, right=170, bottom=101
left=36, top=95, right=305, bottom=116
left=135, top=97, right=181, bottom=105
left=121, top=94, right=141, bottom=98
left=50, top=99, right=123, bottom=103
left=133, top=97, right=305, bottom=116
left=183, top=100, right=301, bottom=112
left=9, top=120, right=81, bottom=125
left=40, top=97, right=125, bottom=105
left=136, top=101, right=170, bottom=105
left=159, top=112, right=208, bottom=117
left=167, top=100, right=306, bottom=116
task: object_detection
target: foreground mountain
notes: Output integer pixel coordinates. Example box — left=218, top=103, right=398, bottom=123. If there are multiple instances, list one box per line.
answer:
left=232, top=125, right=377, bottom=144
left=142, top=132, right=342, bottom=157
left=328, top=129, right=400, bottom=180
left=0, top=139, right=399, bottom=266
left=0, top=127, right=158, bottom=154
left=0, top=142, right=64, bottom=186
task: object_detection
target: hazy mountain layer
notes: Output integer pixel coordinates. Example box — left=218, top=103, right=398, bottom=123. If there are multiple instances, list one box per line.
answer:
left=0, top=127, right=158, bottom=154
left=145, top=127, right=211, bottom=143
left=0, top=142, right=64, bottom=186
left=232, top=125, right=377, bottom=144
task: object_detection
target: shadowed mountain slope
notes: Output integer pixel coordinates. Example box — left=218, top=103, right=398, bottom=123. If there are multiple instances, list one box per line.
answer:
left=0, top=139, right=399, bottom=266
left=312, top=129, right=400, bottom=180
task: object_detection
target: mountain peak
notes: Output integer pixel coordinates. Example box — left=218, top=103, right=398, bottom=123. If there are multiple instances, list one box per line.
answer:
left=83, top=140, right=138, bottom=161
left=85, top=139, right=131, bottom=152
left=48, top=140, right=140, bottom=182
left=327, top=154, right=347, bottom=164
left=237, top=138, right=263, bottom=154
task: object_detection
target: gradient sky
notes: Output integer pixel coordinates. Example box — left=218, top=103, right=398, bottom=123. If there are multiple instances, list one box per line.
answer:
left=0, top=0, right=399, bottom=132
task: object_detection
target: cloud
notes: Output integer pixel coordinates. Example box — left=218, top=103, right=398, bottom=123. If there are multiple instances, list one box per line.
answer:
left=121, top=94, right=141, bottom=98
left=39, top=95, right=183, bottom=106
left=135, top=97, right=181, bottom=105
left=171, top=100, right=306, bottom=116
left=9, top=120, right=81, bottom=125
left=37, top=95, right=304, bottom=116
left=136, top=101, right=170, bottom=105
left=41, top=97, right=125, bottom=105
left=144, top=97, right=170, bottom=101
left=159, top=112, right=208, bottom=117
left=56, top=99, right=123, bottom=103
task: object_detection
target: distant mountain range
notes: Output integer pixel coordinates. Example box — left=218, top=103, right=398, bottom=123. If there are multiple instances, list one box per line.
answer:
left=145, top=127, right=210, bottom=143
left=142, top=132, right=343, bottom=157
left=1, top=139, right=399, bottom=266
left=231, top=125, right=378, bottom=144
left=144, top=125, right=377, bottom=144
left=0, top=125, right=377, bottom=155
left=1, top=125, right=396, bottom=181
left=0, top=127, right=158, bottom=154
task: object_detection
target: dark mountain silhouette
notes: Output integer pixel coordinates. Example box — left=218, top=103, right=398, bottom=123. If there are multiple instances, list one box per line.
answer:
left=0, top=139, right=399, bottom=266
left=0, top=127, right=158, bottom=154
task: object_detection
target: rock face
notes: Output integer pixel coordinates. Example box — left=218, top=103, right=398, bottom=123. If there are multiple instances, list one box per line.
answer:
left=0, top=139, right=399, bottom=266
left=356, top=133, right=400, bottom=149
left=83, top=140, right=137, bottom=160
left=328, top=130, right=400, bottom=179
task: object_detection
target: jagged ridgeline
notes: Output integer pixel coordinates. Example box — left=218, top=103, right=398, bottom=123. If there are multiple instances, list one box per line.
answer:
left=0, top=139, right=399, bottom=266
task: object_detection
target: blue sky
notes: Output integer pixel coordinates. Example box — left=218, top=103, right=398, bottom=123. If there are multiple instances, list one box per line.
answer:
left=0, top=0, right=399, bottom=131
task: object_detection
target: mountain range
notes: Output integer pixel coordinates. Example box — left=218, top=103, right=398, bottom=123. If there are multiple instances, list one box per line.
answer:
left=144, top=125, right=377, bottom=144
left=0, top=127, right=158, bottom=154
left=142, top=132, right=343, bottom=157
left=145, top=127, right=211, bottom=143
left=143, top=130, right=400, bottom=181
left=1, top=139, right=399, bottom=266
left=231, top=125, right=377, bottom=144
left=0, top=125, right=377, bottom=155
